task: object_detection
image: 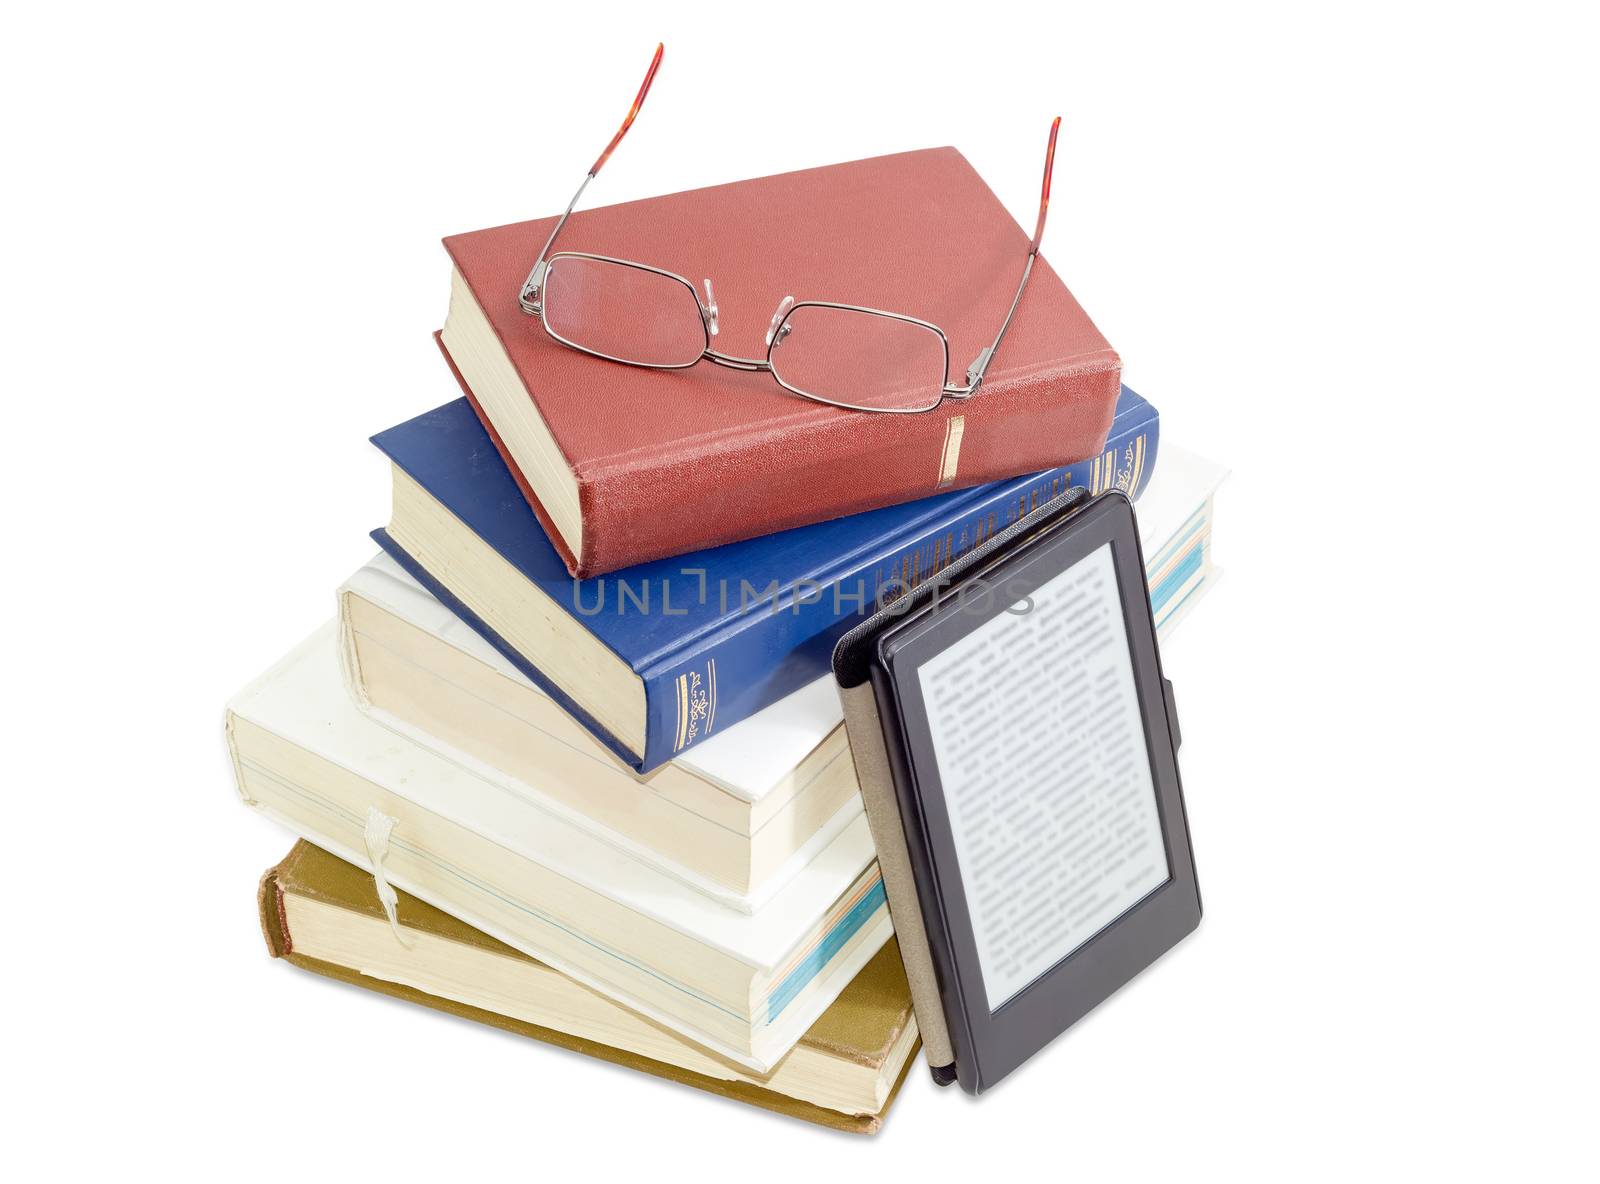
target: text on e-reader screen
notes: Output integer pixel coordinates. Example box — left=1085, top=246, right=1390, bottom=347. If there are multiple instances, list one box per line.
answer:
left=918, top=542, right=1170, bottom=1010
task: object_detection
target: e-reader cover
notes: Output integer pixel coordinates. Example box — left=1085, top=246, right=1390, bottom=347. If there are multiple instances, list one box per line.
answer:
left=832, top=490, right=1200, bottom=1094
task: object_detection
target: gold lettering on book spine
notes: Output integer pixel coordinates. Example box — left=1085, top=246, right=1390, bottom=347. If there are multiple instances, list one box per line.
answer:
left=672, top=662, right=718, bottom=753
left=1126, top=434, right=1146, bottom=493
left=875, top=482, right=1065, bottom=607
left=1089, top=433, right=1148, bottom=497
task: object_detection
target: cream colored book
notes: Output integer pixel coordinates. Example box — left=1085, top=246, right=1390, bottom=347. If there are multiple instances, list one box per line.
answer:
left=226, top=624, right=889, bottom=1073
left=338, top=554, right=861, bottom=910
left=262, top=841, right=920, bottom=1132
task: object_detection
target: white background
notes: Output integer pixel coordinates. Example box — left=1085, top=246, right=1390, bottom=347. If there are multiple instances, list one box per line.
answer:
left=6, top=2, right=1596, bottom=1179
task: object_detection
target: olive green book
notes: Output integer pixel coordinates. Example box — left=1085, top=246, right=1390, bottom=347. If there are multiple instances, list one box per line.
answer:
left=258, top=842, right=920, bottom=1133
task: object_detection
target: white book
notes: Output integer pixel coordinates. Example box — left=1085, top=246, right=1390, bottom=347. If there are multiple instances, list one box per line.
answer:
left=340, top=554, right=861, bottom=910
left=1135, top=446, right=1229, bottom=636
left=226, top=624, right=889, bottom=1073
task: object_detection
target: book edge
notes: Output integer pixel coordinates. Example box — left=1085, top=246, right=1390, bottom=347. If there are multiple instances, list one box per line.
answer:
left=432, top=330, right=586, bottom=577
left=368, top=525, right=653, bottom=772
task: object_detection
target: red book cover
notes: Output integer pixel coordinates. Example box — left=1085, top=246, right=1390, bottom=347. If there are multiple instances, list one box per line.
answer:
left=441, top=147, right=1120, bottom=578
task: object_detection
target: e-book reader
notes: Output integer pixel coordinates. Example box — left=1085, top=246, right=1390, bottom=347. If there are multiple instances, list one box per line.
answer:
left=833, top=490, right=1200, bottom=1094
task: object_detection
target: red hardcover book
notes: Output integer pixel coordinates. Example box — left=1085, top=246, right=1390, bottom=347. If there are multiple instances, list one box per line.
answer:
left=440, top=147, right=1120, bottom=578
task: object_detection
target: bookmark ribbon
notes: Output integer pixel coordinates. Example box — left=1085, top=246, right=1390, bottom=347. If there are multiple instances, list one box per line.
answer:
left=363, top=806, right=413, bottom=948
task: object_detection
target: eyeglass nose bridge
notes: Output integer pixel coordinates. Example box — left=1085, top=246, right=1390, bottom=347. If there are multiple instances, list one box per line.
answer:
left=699, top=292, right=788, bottom=374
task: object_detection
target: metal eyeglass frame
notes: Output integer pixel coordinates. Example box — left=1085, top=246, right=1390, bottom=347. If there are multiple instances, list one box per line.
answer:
left=517, top=43, right=1061, bottom=414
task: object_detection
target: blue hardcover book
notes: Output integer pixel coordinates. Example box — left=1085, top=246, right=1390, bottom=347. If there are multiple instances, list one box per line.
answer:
left=371, top=386, right=1158, bottom=773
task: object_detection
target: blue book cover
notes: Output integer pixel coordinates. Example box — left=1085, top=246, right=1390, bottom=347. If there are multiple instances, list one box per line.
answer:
left=371, top=386, right=1158, bottom=773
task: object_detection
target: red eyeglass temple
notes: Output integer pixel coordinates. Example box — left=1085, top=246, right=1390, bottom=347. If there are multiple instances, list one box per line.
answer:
left=1031, top=116, right=1060, bottom=254
left=590, top=42, right=664, bottom=178
left=588, top=44, right=1056, bottom=261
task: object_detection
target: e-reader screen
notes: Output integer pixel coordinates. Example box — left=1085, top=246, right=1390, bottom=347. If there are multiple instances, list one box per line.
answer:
left=916, top=541, right=1170, bottom=1011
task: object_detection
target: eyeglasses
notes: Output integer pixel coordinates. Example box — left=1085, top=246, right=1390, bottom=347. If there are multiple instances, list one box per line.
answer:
left=518, top=44, right=1061, bottom=415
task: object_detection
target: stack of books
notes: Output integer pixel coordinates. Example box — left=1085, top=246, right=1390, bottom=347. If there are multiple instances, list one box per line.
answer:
left=1137, top=446, right=1229, bottom=637
left=226, top=148, right=1223, bottom=1132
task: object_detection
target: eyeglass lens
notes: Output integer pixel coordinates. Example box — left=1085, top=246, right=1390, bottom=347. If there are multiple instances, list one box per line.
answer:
left=543, top=255, right=707, bottom=368
left=769, top=304, right=947, bottom=412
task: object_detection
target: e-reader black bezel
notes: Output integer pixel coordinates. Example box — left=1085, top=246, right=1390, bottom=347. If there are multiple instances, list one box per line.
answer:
left=871, top=492, right=1200, bottom=1094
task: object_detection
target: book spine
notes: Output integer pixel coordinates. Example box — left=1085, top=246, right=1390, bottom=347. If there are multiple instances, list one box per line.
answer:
left=576, top=360, right=1123, bottom=578
left=635, top=396, right=1159, bottom=769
